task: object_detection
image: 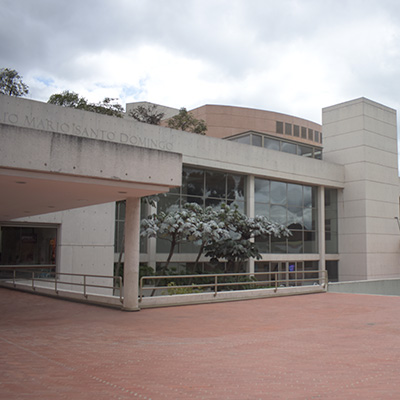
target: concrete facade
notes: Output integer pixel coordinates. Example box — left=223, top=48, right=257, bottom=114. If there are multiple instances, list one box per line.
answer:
left=1, top=94, right=399, bottom=302
left=0, top=94, right=183, bottom=308
left=323, top=98, right=399, bottom=280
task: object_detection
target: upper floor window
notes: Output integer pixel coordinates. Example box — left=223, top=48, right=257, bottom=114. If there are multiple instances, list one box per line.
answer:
left=227, top=131, right=323, bottom=159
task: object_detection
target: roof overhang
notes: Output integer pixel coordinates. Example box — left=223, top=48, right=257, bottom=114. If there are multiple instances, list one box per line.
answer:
left=0, top=124, right=182, bottom=221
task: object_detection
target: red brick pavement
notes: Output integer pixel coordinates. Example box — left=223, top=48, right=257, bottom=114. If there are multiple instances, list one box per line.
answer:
left=1, top=288, right=400, bottom=399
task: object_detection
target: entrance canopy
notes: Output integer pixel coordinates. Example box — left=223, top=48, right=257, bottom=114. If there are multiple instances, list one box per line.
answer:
left=0, top=123, right=182, bottom=221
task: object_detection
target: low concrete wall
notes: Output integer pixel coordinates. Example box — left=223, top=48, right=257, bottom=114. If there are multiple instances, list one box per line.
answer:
left=328, top=279, right=400, bottom=296
left=0, top=281, right=123, bottom=308
left=140, top=285, right=326, bottom=309
left=1, top=280, right=326, bottom=310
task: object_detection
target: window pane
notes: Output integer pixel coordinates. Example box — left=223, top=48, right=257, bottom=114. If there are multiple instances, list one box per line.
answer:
left=303, top=186, right=312, bottom=208
left=182, top=168, right=204, bottom=197
left=312, top=208, right=318, bottom=230
left=281, top=142, right=296, bottom=154
left=285, top=123, right=292, bottom=135
left=326, top=261, right=338, bottom=282
left=270, top=181, right=286, bottom=204
left=115, top=221, right=124, bottom=252
left=301, top=126, right=307, bottom=138
left=116, top=200, right=126, bottom=220
left=298, top=145, right=313, bottom=157
left=270, top=205, right=287, bottom=224
left=293, top=125, right=300, bottom=137
left=206, top=171, right=226, bottom=199
left=255, top=235, right=270, bottom=253
left=287, top=184, right=303, bottom=206
left=255, top=178, right=269, bottom=203
left=308, top=128, right=313, bottom=140
left=304, top=261, right=319, bottom=280
left=235, top=135, right=251, bottom=144
left=287, top=206, right=303, bottom=229
left=156, top=238, right=172, bottom=253
left=325, top=188, right=337, bottom=208
left=158, top=194, right=180, bottom=213
left=304, top=231, right=317, bottom=253
left=264, top=138, right=280, bottom=151
left=227, top=200, right=245, bottom=213
left=255, top=203, right=269, bottom=217
left=140, top=235, right=147, bottom=253
left=303, top=208, right=312, bottom=230
left=288, top=230, right=303, bottom=253
left=276, top=121, right=283, bottom=134
left=314, top=149, right=322, bottom=159
left=227, top=175, right=245, bottom=201
left=255, top=262, right=270, bottom=273
left=271, top=235, right=287, bottom=253
left=252, top=134, right=262, bottom=147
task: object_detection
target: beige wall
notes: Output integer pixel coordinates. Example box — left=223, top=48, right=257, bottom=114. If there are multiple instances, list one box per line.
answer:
left=4, top=95, right=399, bottom=283
left=0, top=95, right=344, bottom=189
left=323, top=98, right=399, bottom=281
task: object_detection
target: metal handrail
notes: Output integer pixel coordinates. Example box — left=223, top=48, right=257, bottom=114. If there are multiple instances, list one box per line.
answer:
left=0, top=267, right=123, bottom=304
left=139, top=270, right=327, bottom=302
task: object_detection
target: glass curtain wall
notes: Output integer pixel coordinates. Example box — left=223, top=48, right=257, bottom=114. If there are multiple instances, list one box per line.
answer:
left=228, top=132, right=323, bottom=159
left=254, top=178, right=318, bottom=254
left=114, top=199, right=147, bottom=255
left=254, top=261, right=320, bottom=286
left=156, top=167, right=246, bottom=253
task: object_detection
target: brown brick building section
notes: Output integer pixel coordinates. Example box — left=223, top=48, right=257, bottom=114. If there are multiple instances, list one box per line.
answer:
left=189, top=104, right=322, bottom=146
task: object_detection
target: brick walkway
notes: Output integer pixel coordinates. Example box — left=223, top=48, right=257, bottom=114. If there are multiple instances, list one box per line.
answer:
left=1, top=288, right=400, bottom=399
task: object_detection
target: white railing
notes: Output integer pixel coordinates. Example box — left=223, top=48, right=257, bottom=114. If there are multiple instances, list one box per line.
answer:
left=0, top=266, right=123, bottom=304
left=139, top=270, right=328, bottom=302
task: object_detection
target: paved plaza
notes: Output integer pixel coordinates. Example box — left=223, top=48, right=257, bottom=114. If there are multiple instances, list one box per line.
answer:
left=1, top=288, right=400, bottom=399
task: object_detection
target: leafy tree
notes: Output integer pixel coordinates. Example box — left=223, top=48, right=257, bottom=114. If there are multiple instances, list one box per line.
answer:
left=204, top=204, right=291, bottom=272
left=87, top=97, right=124, bottom=117
left=187, top=204, right=230, bottom=272
left=0, top=68, right=29, bottom=97
left=48, top=91, right=86, bottom=108
left=140, top=203, right=200, bottom=274
left=141, top=202, right=291, bottom=276
left=167, top=107, right=207, bottom=134
left=48, top=90, right=124, bottom=117
left=129, top=104, right=165, bottom=125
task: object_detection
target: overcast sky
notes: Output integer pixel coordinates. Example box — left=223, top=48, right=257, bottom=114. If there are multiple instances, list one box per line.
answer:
left=2, top=0, right=400, bottom=123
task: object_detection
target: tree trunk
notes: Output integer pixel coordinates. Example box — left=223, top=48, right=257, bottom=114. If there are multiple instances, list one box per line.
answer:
left=193, top=242, right=205, bottom=273
left=150, top=237, right=176, bottom=296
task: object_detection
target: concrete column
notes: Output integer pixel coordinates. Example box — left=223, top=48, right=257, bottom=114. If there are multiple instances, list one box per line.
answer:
left=318, top=186, right=326, bottom=280
left=246, top=175, right=255, bottom=218
left=123, top=197, right=141, bottom=311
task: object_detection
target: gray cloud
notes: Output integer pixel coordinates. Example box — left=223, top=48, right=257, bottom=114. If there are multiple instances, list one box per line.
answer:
left=2, top=0, right=400, bottom=122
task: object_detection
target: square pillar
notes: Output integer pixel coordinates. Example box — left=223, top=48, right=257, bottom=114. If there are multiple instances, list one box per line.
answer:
left=323, top=98, right=399, bottom=280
